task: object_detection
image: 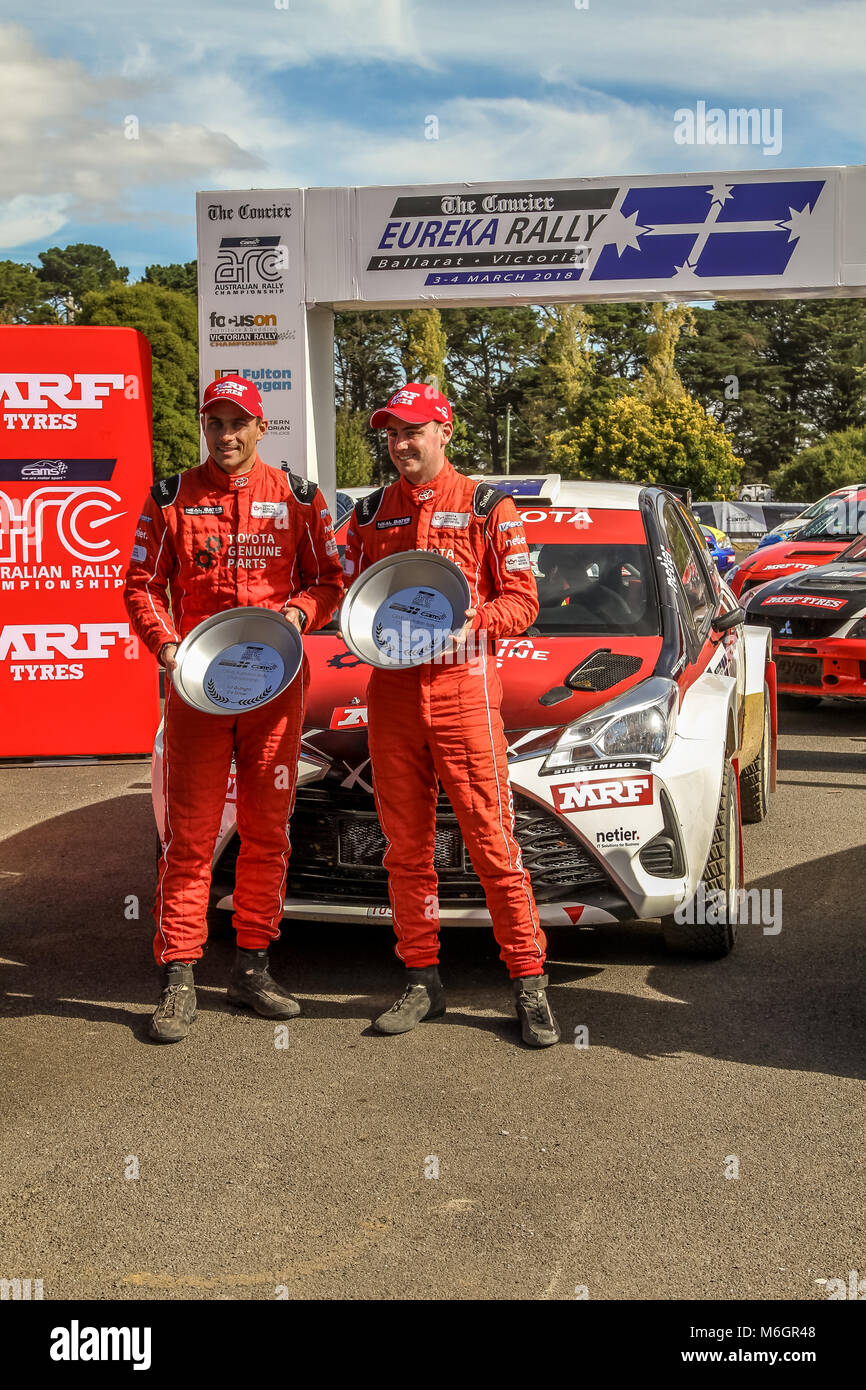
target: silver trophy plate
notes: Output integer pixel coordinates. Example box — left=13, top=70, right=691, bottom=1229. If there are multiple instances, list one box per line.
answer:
left=340, top=550, right=471, bottom=669
left=171, top=606, right=303, bottom=714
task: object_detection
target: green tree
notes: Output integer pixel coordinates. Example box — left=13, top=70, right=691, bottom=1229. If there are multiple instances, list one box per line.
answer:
left=78, top=281, right=199, bottom=479
left=769, top=428, right=866, bottom=500
left=0, top=261, right=57, bottom=323
left=36, top=244, right=129, bottom=322
left=398, top=307, right=447, bottom=388
left=335, top=408, right=374, bottom=487
left=638, top=302, right=695, bottom=403
left=444, top=306, right=545, bottom=472
left=548, top=391, right=742, bottom=498
left=144, top=261, right=197, bottom=296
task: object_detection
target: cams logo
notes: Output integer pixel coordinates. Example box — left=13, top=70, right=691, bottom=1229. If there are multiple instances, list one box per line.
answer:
left=552, top=776, right=654, bottom=812
left=0, top=373, right=128, bottom=431
left=0, top=458, right=116, bottom=482
left=214, top=236, right=289, bottom=295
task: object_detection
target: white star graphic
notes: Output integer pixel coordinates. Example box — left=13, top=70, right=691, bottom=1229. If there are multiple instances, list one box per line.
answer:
left=707, top=181, right=735, bottom=208
left=672, top=259, right=701, bottom=283
left=596, top=208, right=647, bottom=256
left=778, top=202, right=813, bottom=243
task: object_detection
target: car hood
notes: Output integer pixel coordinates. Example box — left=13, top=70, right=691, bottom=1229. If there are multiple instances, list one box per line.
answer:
left=744, top=562, right=866, bottom=620
left=303, top=632, right=662, bottom=744
left=740, top=538, right=848, bottom=578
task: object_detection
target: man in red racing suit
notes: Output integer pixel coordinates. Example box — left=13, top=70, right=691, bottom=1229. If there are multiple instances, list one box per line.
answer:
left=124, top=374, right=343, bottom=1043
left=344, top=384, right=560, bottom=1047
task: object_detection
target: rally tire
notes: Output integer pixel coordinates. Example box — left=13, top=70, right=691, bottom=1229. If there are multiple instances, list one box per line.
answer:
left=740, top=685, right=771, bottom=824
left=661, top=761, right=738, bottom=958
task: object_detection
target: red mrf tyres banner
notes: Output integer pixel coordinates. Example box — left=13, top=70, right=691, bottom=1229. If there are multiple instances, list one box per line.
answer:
left=0, top=326, right=159, bottom=755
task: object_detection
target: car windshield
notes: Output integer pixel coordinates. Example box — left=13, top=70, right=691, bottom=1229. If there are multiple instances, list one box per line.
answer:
left=796, top=512, right=864, bottom=542
left=835, top=533, right=866, bottom=564
left=530, top=543, right=660, bottom=636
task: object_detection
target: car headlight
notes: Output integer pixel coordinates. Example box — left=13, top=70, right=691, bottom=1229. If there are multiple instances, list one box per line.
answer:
left=540, top=677, right=678, bottom=775
left=846, top=616, right=866, bottom=639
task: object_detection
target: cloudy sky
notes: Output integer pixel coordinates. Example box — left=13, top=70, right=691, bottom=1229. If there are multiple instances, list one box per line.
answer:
left=1, top=0, right=864, bottom=275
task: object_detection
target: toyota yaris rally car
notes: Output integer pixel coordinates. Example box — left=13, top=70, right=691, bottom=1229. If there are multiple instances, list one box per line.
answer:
left=728, top=486, right=866, bottom=598
left=152, top=476, right=776, bottom=957
left=744, top=530, right=866, bottom=702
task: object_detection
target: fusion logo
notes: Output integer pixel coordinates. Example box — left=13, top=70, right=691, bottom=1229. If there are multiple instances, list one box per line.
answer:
left=214, top=236, right=288, bottom=294
left=50, top=1320, right=152, bottom=1371
left=208, top=311, right=279, bottom=347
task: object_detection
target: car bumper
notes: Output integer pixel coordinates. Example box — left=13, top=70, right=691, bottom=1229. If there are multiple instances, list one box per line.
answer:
left=773, top=638, right=866, bottom=698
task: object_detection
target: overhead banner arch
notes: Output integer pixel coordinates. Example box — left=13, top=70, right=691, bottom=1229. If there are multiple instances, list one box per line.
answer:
left=197, top=165, right=866, bottom=500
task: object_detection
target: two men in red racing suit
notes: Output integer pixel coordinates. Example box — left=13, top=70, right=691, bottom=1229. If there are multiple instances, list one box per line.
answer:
left=344, top=384, right=561, bottom=1047
left=124, top=375, right=343, bottom=1042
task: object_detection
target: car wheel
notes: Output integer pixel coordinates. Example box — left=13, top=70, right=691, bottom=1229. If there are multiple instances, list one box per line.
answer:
left=661, top=761, right=738, bottom=957
left=740, top=684, right=771, bottom=824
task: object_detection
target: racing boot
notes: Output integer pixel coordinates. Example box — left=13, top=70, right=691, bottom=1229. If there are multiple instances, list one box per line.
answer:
left=227, top=947, right=301, bottom=1019
left=373, top=966, right=446, bottom=1035
left=513, top=973, right=561, bottom=1048
left=149, top=962, right=197, bottom=1043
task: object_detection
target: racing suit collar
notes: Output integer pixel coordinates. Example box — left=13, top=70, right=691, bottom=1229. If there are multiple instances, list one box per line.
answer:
left=399, top=458, right=454, bottom=507
left=204, top=452, right=263, bottom=491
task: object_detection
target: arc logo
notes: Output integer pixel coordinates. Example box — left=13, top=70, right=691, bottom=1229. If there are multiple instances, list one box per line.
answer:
left=0, top=487, right=125, bottom=564
left=214, top=236, right=288, bottom=289
left=552, top=776, right=654, bottom=812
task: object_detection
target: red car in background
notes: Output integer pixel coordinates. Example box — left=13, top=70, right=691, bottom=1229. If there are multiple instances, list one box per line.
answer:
left=727, top=486, right=866, bottom=599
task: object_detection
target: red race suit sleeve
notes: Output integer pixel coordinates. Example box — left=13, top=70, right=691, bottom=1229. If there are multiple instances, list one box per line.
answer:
left=286, top=486, right=344, bottom=631
left=475, top=496, right=539, bottom=640
left=123, top=492, right=180, bottom=659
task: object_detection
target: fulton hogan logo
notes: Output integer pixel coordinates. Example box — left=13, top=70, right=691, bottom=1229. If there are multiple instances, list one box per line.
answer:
left=50, top=1320, right=152, bottom=1371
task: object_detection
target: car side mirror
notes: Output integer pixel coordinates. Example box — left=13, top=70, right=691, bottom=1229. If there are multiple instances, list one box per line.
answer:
left=711, top=606, right=745, bottom=633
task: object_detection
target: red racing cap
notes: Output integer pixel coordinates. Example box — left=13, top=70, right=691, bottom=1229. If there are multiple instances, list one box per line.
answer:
left=200, top=374, right=264, bottom=418
left=370, top=383, right=452, bottom=429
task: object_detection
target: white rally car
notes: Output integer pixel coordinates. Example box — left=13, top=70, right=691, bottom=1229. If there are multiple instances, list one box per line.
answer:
left=152, top=477, right=777, bottom=956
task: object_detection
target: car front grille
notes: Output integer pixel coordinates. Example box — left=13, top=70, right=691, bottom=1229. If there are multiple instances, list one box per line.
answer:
left=746, top=610, right=843, bottom=640
left=215, top=781, right=615, bottom=904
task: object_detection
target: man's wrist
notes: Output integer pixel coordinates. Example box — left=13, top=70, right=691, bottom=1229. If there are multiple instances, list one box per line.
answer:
left=284, top=604, right=308, bottom=631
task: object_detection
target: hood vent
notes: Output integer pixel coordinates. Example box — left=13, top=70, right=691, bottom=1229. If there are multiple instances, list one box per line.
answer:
left=565, top=649, right=643, bottom=693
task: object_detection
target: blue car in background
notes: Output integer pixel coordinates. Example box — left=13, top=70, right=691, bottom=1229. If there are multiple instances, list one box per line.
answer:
left=699, top=524, right=736, bottom=574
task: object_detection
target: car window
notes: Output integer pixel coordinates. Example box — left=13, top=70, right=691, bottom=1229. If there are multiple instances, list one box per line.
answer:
left=530, top=543, right=660, bottom=636
left=662, top=502, right=714, bottom=635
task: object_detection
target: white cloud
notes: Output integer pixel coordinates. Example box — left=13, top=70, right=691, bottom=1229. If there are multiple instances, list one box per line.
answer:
left=0, top=23, right=264, bottom=248
left=0, top=195, right=68, bottom=248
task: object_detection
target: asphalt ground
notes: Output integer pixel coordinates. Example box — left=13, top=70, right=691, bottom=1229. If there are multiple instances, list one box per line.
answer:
left=0, top=699, right=864, bottom=1303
